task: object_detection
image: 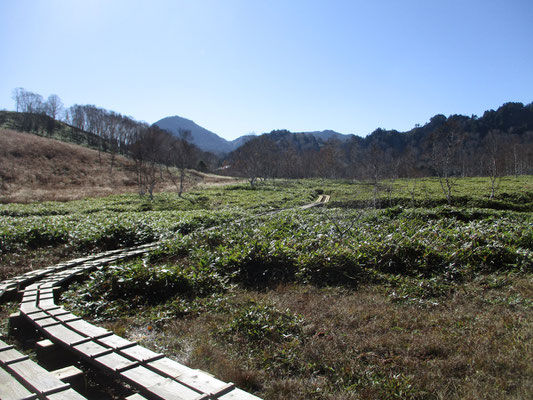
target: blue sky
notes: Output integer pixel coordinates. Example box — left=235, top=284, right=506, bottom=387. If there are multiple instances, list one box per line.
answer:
left=1, top=0, right=532, bottom=140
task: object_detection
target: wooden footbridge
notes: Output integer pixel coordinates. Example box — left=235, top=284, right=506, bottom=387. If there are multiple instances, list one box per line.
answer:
left=0, top=195, right=330, bottom=399
left=301, top=194, right=330, bottom=209
left=1, top=244, right=261, bottom=400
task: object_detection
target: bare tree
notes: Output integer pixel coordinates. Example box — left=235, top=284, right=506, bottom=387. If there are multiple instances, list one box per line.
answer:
left=69, top=104, right=86, bottom=130
left=11, top=88, right=24, bottom=112
left=105, top=111, right=124, bottom=173
left=432, top=123, right=461, bottom=205
left=129, top=125, right=167, bottom=199
left=482, top=130, right=503, bottom=199
left=172, top=129, right=195, bottom=196
left=231, top=136, right=279, bottom=188
left=364, top=142, right=385, bottom=208
left=347, top=138, right=363, bottom=180
left=317, top=141, right=343, bottom=179
left=44, top=94, right=63, bottom=120
left=16, top=89, right=44, bottom=114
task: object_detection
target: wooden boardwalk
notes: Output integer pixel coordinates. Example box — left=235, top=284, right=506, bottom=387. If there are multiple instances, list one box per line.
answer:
left=1, top=243, right=262, bottom=400
left=300, top=194, right=330, bottom=209
left=0, top=338, right=86, bottom=399
left=0, top=197, right=330, bottom=398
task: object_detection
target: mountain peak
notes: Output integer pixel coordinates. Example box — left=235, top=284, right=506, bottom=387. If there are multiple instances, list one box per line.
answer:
left=154, top=115, right=352, bottom=155
left=154, top=116, right=235, bottom=155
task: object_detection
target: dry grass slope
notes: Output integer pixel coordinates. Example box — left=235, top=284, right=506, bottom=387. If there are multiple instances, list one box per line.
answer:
left=0, top=128, right=138, bottom=202
left=0, top=128, right=235, bottom=203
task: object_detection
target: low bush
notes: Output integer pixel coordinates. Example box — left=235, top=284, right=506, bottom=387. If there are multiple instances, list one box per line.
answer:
left=225, top=303, right=304, bottom=344
left=64, top=260, right=227, bottom=319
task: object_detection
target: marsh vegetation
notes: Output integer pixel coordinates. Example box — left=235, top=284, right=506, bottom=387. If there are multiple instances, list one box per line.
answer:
left=1, top=177, right=532, bottom=399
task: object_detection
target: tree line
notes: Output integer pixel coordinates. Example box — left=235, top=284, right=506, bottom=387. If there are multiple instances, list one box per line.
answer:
left=6, top=88, right=533, bottom=201
left=7, top=88, right=216, bottom=199
left=225, top=102, right=533, bottom=203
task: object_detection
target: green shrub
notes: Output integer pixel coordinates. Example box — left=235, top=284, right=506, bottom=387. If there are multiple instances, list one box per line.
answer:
left=226, top=303, right=304, bottom=343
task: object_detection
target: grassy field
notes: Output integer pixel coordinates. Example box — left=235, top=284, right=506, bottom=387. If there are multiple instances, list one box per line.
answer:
left=1, top=176, right=532, bottom=399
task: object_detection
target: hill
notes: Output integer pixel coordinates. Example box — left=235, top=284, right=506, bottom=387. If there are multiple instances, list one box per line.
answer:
left=0, top=110, right=109, bottom=151
left=0, top=128, right=230, bottom=203
left=0, top=128, right=139, bottom=202
left=154, top=115, right=354, bottom=154
left=154, top=115, right=252, bottom=155
left=299, top=129, right=354, bottom=142
left=225, top=102, right=533, bottom=180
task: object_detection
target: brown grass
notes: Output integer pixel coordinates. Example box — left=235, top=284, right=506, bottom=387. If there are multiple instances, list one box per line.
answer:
left=0, top=128, right=235, bottom=203
left=100, top=280, right=532, bottom=400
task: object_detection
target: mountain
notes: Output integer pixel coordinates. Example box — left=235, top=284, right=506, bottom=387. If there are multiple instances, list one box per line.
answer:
left=300, top=130, right=354, bottom=142
left=154, top=116, right=354, bottom=155
left=154, top=116, right=255, bottom=155
left=230, top=134, right=257, bottom=149
left=223, top=101, right=533, bottom=180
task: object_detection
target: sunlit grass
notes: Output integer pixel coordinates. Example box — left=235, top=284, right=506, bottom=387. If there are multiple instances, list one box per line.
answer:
left=2, top=176, right=532, bottom=399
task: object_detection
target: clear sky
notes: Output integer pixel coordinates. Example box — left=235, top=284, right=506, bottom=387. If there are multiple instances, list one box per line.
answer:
left=1, top=0, right=532, bottom=140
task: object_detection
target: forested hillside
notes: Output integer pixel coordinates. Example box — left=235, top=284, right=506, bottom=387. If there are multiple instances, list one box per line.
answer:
left=226, top=102, right=533, bottom=181
left=0, top=102, right=218, bottom=202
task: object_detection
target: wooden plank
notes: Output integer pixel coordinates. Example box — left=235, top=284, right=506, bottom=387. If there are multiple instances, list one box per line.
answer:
left=20, top=302, right=41, bottom=314
left=39, top=298, right=59, bottom=309
left=209, top=383, right=235, bottom=399
left=45, top=308, right=69, bottom=317
left=0, top=339, right=12, bottom=350
left=0, top=367, right=37, bottom=400
left=121, top=366, right=200, bottom=400
left=67, top=258, right=90, bottom=264
left=52, top=277, right=70, bottom=285
left=147, top=358, right=190, bottom=379
left=34, top=317, right=61, bottom=328
left=29, top=311, right=50, bottom=321
left=94, top=352, right=137, bottom=372
left=66, top=320, right=109, bottom=338
left=218, top=388, right=263, bottom=400
left=73, top=341, right=112, bottom=358
left=0, top=348, right=29, bottom=365
left=45, top=388, right=87, bottom=400
left=36, top=339, right=56, bottom=357
left=29, top=269, right=48, bottom=277
left=7, top=359, right=70, bottom=396
left=148, top=359, right=226, bottom=394
left=56, top=314, right=82, bottom=323
left=96, top=334, right=135, bottom=350
left=43, top=324, right=86, bottom=346
left=38, top=288, right=56, bottom=296
left=119, top=345, right=163, bottom=363
left=51, top=366, right=83, bottom=382
left=126, top=394, right=149, bottom=400
left=38, top=293, right=55, bottom=301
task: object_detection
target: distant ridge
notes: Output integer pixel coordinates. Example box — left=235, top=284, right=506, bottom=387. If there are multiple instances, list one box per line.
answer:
left=154, top=115, right=353, bottom=154
left=300, top=129, right=354, bottom=142
left=154, top=116, right=255, bottom=155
